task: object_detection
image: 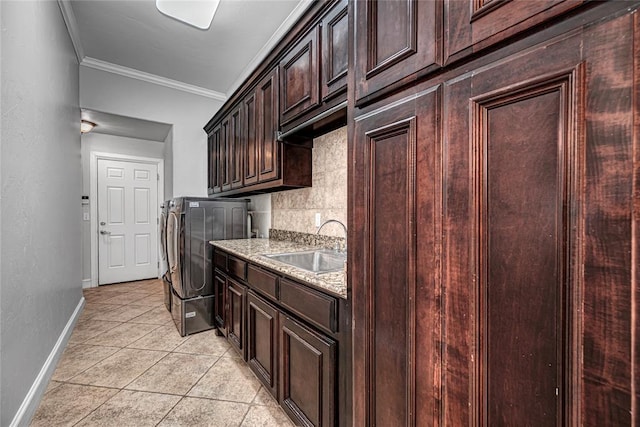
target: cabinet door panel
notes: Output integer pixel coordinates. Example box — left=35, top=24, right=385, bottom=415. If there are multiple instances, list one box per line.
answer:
left=220, top=116, right=231, bottom=192
left=214, top=273, right=227, bottom=336
left=444, top=0, right=582, bottom=64
left=280, top=26, right=321, bottom=125
left=352, top=86, right=441, bottom=425
left=248, top=291, right=278, bottom=398
left=280, top=315, right=336, bottom=427
left=322, top=0, right=348, bottom=101
left=227, top=278, right=246, bottom=359
left=442, top=33, right=586, bottom=425
left=230, top=105, right=243, bottom=189
left=258, top=68, right=280, bottom=182
left=208, top=127, right=221, bottom=194
left=244, top=91, right=259, bottom=186
left=354, top=0, right=441, bottom=104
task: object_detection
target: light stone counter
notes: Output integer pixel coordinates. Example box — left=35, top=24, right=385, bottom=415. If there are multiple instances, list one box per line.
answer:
left=209, top=238, right=347, bottom=299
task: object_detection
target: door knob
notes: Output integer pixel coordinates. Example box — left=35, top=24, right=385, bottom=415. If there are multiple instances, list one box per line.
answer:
left=100, top=222, right=106, bottom=226
left=100, top=230, right=111, bottom=235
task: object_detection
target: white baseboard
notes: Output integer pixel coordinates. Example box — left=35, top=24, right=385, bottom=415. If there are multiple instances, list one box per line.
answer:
left=82, top=279, right=92, bottom=289
left=10, top=296, right=86, bottom=427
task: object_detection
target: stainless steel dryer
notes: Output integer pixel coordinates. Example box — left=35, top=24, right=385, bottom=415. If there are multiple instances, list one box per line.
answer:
left=159, top=201, right=172, bottom=312
left=166, top=197, right=247, bottom=336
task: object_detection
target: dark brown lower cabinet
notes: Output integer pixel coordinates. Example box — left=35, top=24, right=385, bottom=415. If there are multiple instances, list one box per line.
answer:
left=280, top=315, right=336, bottom=427
left=213, top=246, right=350, bottom=426
left=213, top=273, right=227, bottom=336
left=227, top=278, right=246, bottom=359
left=247, top=291, right=279, bottom=398
left=352, top=4, right=639, bottom=426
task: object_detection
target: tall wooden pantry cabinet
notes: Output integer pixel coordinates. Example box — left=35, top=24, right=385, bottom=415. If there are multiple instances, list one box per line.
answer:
left=349, top=1, right=640, bottom=425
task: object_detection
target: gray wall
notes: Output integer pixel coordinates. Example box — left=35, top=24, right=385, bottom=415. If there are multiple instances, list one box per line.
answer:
left=80, top=66, right=222, bottom=197
left=80, top=132, right=166, bottom=283
left=163, top=129, right=174, bottom=200
left=1, top=1, right=82, bottom=425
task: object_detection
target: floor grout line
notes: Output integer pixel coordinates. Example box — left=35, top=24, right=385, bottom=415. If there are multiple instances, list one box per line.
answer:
left=34, top=278, right=292, bottom=426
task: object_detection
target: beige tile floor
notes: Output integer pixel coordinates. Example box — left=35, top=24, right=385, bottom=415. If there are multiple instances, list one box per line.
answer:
left=32, top=279, right=294, bottom=427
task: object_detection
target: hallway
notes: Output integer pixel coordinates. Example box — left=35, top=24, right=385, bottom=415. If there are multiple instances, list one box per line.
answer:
left=31, top=279, right=293, bottom=426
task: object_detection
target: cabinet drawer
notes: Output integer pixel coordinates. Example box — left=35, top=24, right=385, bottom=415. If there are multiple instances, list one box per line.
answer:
left=214, top=250, right=227, bottom=270
left=279, top=278, right=337, bottom=333
left=247, top=265, right=278, bottom=301
left=228, top=256, right=247, bottom=280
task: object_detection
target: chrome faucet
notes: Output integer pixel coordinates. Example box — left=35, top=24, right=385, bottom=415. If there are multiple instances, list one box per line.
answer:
left=316, top=219, right=347, bottom=252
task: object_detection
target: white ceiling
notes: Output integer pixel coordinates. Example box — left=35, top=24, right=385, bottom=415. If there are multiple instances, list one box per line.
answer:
left=68, top=0, right=307, bottom=96
left=65, top=0, right=308, bottom=140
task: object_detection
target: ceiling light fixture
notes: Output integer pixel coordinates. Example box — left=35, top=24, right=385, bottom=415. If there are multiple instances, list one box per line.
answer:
left=80, top=120, right=96, bottom=134
left=156, top=0, right=221, bottom=30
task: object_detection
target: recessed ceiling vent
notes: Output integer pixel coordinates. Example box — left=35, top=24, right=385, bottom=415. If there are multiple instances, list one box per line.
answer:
left=156, top=0, right=221, bottom=30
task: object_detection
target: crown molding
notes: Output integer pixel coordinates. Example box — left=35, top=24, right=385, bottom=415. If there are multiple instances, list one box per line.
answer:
left=80, top=57, right=227, bottom=101
left=57, top=0, right=84, bottom=63
left=225, top=0, right=314, bottom=97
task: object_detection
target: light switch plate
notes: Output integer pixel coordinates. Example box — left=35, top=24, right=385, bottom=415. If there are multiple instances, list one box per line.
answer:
left=83, top=212, right=90, bottom=221
left=315, top=212, right=321, bottom=227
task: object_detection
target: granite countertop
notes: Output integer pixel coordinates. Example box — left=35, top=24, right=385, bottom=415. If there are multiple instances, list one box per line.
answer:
left=209, top=238, right=347, bottom=299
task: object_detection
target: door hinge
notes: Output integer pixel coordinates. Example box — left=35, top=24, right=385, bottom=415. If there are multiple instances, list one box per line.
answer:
left=157, top=173, right=160, bottom=181
left=157, top=261, right=160, bottom=268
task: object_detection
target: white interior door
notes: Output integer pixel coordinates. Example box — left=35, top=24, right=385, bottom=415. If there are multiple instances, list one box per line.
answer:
left=98, top=159, right=159, bottom=285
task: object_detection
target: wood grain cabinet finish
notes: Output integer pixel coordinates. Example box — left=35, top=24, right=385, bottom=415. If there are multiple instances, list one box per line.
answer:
left=280, top=315, right=336, bottom=427
left=352, top=87, right=440, bottom=426
left=220, top=116, right=231, bottom=192
left=229, top=104, right=244, bottom=190
left=247, top=264, right=278, bottom=302
left=227, top=278, right=247, bottom=360
left=280, top=26, right=321, bottom=126
left=354, top=0, right=442, bottom=105
left=352, top=4, right=640, bottom=426
left=321, top=0, right=348, bottom=102
left=444, top=0, right=584, bottom=64
left=257, top=68, right=280, bottom=183
left=214, top=247, right=352, bottom=426
left=214, top=272, right=227, bottom=336
left=247, top=291, right=279, bottom=399
left=444, top=63, right=584, bottom=426
left=280, top=278, right=338, bottom=334
left=243, top=91, right=259, bottom=186
left=207, top=125, right=221, bottom=194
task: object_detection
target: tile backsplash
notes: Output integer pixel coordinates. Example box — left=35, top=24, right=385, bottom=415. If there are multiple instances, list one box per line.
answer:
left=272, top=126, right=347, bottom=238
left=247, top=193, right=271, bottom=238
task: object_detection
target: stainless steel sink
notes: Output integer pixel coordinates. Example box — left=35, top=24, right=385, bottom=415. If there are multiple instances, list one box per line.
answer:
left=264, top=249, right=346, bottom=274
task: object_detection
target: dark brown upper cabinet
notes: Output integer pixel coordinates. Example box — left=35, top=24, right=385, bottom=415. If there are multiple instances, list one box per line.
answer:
left=257, top=68, right=280, bottom=183
left=205, top=1, right=346, bottom=197
left=279, top=26, right=321, bottom=126
left=219, top=106, right=244, bottom=192
left=206, top=66, right=312, bottom=197
left=207, top=125, right=221, bottom=194
left=354, top=0, right=442, bottom=105
left=321, top=0, right=348, bottom=102
left=229, top=104, right=243, bottom=190
left=220, top=115, right=231, bottom=192
left=243, top=91, right=258, bottom=186
left=444, top=0, right=583, bottom=64
left=278, top=0, right=349, bottom=136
